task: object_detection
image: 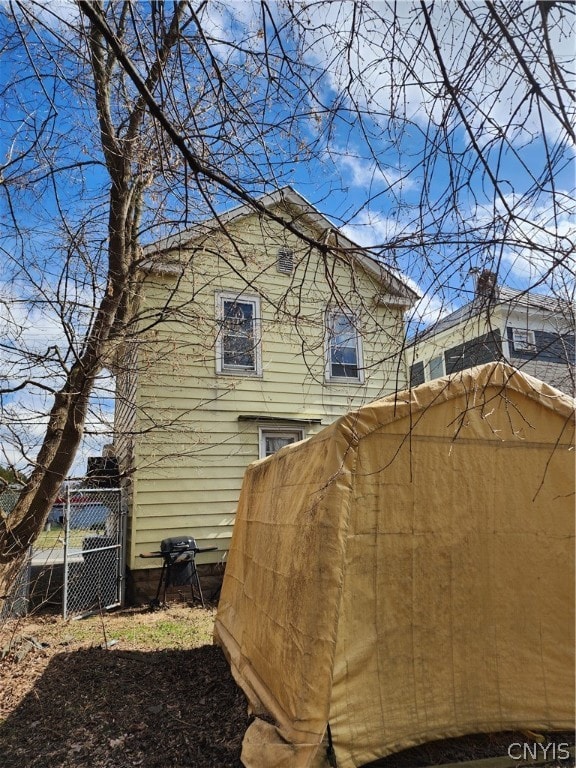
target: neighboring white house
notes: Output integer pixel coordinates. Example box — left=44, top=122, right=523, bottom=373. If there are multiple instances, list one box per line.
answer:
left=406, top=270, right=575, bottom=395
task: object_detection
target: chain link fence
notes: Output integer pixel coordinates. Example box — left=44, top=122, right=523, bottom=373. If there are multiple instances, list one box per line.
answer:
left=61, top=487, right=123, bottom=618
left=1, top=484, right=124, bottom=620
left=0, top=484, right=31, bottom=620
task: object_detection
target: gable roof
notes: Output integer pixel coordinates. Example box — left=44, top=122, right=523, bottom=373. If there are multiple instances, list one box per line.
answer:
left=410, top=283, right=575, bottom=344
left=143, top=186, right=419, bottom=308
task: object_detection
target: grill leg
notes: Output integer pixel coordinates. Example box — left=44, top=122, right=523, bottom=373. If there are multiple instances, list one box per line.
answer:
left=162, top=564, right=170, bottom=605
left=151, top=550, right=207, bottom=609
left=150, top=561, right=168, bottom=610
left=190, top=558, right=205, bottom=608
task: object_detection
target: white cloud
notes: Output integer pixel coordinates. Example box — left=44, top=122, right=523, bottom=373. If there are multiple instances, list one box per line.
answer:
left=291, top=2, right=574, bottom=306
left=471, top=191, right=576, bottom=290
left=293, top=2, right=574, bottom=143
left=328, top=145, right=416, bottom=194
left=408, top=291, right=455, bottom=331
left=342, top=209, right=407, bottom=248
left=11, top=0, right=80, bottom=30
left=0, top=281, right=114, bottom=477
left=0, top=286, right=68, bottom=389
left=0, top=372, right=115, bottom=477
left=340, top=209, right=454, bottom=328
left=196, top=1, right=265, bottom=62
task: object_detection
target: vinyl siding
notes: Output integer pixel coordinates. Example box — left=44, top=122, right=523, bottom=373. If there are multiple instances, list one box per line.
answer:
left=444, top=330, right=502, bottom=374
left=113, top=346, right=138, bottom=564
left=122, top=206, right=409, bottom=567
left=406, top=301, right=574, bottom=395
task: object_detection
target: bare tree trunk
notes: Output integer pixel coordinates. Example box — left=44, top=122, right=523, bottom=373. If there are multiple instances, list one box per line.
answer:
left=0, top=1, right=188, bottom=606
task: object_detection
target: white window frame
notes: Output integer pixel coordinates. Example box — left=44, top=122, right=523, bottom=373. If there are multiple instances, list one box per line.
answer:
left=259, top=427, right=304, bottom=459
left=428, top=355, right=445, bottom=380
left=512, top=327, right=536, bottom=352
left=325, top=309, right=364, bottom=383
left=216, top=292, right=262, bottom=375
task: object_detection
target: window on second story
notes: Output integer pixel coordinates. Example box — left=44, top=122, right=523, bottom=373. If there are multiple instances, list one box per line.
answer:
left=216, top=293, right=262, bottom=375
left=511, top=328, right=536, bottom=352
left=428, top=355, right=444, bottom=380
left=326, top=310, right=363, bottom=382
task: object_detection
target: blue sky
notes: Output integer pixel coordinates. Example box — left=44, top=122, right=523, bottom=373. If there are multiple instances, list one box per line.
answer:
left=190, top=1, right=575, bottom=319
left=0, top=0, right=574, bottom=475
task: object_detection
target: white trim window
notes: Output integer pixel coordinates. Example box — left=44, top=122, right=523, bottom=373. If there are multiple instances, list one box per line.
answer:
left=259, top=427, right=303, bottom=458
left=512, top=328, right=536, bottom=352
left=428, top=355, right=445, bottom=380
left=216, top=293, right=262, bottom=375
left=325, top=309, right=364, bottom=382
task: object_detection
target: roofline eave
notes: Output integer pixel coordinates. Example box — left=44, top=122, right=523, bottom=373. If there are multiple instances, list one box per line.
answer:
left=141, top=186, right=419, bottom=305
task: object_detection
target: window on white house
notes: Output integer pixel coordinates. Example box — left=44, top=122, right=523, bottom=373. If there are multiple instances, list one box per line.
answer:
left=428, top=355, right=444, bottom=380
left=216, top=293, right=261, bottom=374
left=512, top=328, right=536, bottom=352
left=259, top=428, right=304, bottom=458
left=277, top=247, right=294, bottom=275
left=326, top=310, right=363, bottom=381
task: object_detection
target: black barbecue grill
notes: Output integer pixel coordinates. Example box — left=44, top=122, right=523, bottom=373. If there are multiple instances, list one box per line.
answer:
left=140, top=536, right=217, bottom=609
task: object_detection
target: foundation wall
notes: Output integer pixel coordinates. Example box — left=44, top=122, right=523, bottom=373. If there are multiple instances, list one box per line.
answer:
left=126, top=563, right=226, bottom=606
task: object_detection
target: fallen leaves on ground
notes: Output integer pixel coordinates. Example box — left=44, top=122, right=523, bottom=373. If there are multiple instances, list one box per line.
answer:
left=0, top=604, right=250, bottom=768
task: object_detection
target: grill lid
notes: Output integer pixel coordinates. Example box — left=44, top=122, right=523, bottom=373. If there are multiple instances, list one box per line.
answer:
left=160, top=536, right=197, bottom=553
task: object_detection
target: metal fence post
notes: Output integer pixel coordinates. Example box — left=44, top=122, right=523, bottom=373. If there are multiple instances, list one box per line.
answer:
left=62, top=484, right=71, bottom=619
left=118, top=493, right=128, bottom=608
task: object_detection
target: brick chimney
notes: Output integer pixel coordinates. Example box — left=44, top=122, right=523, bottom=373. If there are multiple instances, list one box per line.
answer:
left=475, top=269, right=498, bottom=301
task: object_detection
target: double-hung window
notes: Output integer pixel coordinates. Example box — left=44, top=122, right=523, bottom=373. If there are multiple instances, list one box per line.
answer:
left=216, top=293, right=262, bottom=375
left=326, top=310, right=363, bottom=382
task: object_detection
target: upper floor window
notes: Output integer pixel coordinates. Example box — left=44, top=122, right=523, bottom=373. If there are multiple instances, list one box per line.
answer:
left=326, top=310, right=363, bottom=382
left=511, top=328, right=536, bottom=352
left=428, top=355, right=444, bottom=380
left=216, top=293, right=262, bottom=375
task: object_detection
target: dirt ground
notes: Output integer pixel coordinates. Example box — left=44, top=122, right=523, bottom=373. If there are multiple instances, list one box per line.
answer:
left=0, top=602, right=250, bottom=768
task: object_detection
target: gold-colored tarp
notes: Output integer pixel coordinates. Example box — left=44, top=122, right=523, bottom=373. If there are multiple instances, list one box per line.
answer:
left=214, top=363, right=575, bottom=768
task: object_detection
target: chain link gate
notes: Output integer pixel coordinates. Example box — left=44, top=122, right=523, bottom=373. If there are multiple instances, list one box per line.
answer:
left=60, top=487, right=125, bottom=619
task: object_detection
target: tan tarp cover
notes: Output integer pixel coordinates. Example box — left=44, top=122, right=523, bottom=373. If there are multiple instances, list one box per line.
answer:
left=214, top=363, right=575, bottom=768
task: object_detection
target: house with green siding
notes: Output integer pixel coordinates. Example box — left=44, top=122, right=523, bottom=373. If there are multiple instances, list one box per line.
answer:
left=113, top=187, right=418, bottom=598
